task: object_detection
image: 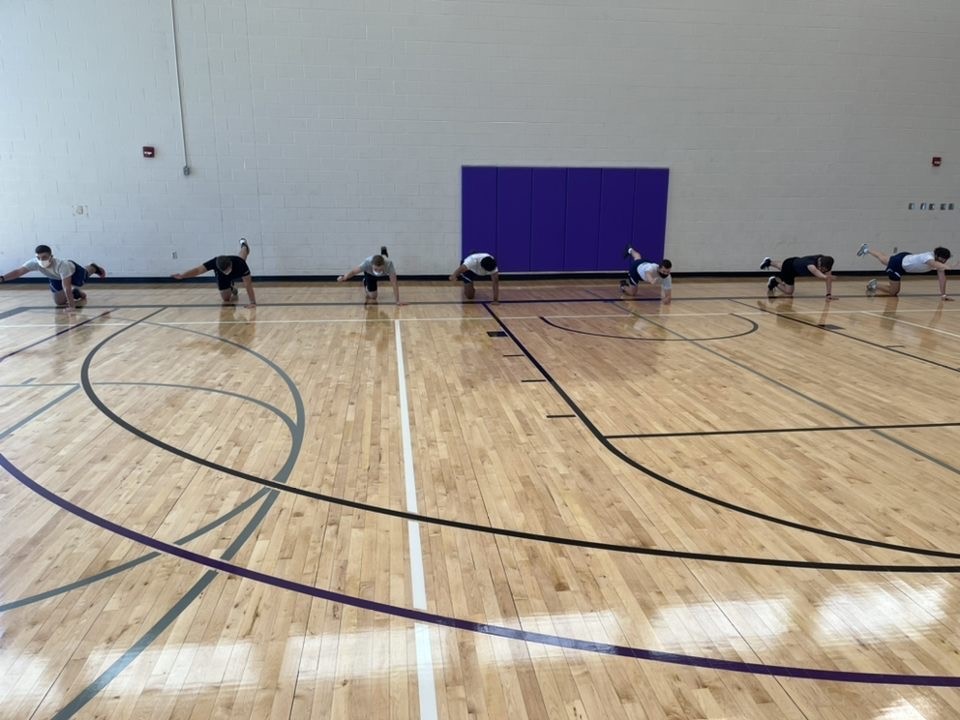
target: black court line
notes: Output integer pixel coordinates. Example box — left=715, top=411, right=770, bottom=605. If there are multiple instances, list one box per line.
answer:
left=503, top=353, right=524, bottom=357
left=540, top=315, right=759, bottom=342
left=483, top=301, right=960, bottom=563
left=66, top=316, right=960, bottom=571
left=736, top=299, right=960, bottom=374
left=0, top=310, right=113, bottom=363
left=55, top=300, right=960, bottom=572
left=0, top=307, right=29, bottom=321
left=546, top=414, right=576, bottom=419
left=521, top=379, right=547, bottom=383
left=613, top=301, right=960, bottom=478
left=606, top=420, right=960, bottom=440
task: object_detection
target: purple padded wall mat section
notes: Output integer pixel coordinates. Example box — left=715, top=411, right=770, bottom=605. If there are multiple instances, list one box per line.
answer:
left=463, top=166, right=667, bottom=272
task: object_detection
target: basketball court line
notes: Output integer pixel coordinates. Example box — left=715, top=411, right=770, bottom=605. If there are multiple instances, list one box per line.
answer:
left=735, top=300, right=960, bottom=373
left=606, top=420, right=960, bottom=440
left=862, top=311, right=960, bottom=340
left=4, top=453, right=960, bottom=688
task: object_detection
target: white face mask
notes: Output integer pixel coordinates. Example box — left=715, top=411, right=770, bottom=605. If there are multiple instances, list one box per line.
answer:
left=38, top=258, right=52, bottom=268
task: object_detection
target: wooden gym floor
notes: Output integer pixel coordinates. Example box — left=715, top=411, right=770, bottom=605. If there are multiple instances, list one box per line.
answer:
left=1, top=277, right=959, bottom=719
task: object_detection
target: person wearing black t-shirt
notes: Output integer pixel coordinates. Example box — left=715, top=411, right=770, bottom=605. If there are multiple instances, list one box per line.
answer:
left=760, top=253, right=835, bottom=300
left=172, top=238, right=257, bottom=307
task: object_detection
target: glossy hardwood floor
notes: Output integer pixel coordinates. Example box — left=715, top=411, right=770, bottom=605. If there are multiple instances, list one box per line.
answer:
left=1, top=276, right=959, bottom=719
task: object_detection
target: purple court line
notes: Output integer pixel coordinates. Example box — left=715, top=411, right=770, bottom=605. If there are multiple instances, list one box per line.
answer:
left=3, top=453, right=959, bottom=687
left=0, top=310, right=113, bottom=363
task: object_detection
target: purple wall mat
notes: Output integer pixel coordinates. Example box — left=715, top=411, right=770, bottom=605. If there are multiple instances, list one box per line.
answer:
left=495, top=168, right=533, bottom=271
left=563, top=168, right=603, bottom=271
left=530, top=168, right=567, bottom=272
left=461, top=167, right=497, bottom=263
left=597, top=168, right=636, bottom=271
left=632, top=169, right=670, bottom=263
left=463, top=166, right=668, bottom=273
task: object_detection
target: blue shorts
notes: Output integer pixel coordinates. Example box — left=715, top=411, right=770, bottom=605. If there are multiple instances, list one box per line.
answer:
left=885, top=252, right=909, bottom=281
left=458, top=270, right=486, bottom=284
left=626, top=259, right=643, bottom=286
left=48, top=262, right=88, bottom=293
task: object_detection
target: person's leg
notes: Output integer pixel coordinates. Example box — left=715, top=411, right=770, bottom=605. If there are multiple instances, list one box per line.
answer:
left=85, top=262, right=106, bottom=278
left=220, top=288, right=237, bottom=304
left=870, top=279, right=901, bottom=296
left=866, top=248, right=891, bottom=266
left=68, top=263, right=88, bottom=304
left=363, top=273, right=379, bottom=302
left=627, top=247, right=642, bottom=261
left=768, top=259, right=783, bottom=271
left=779, top=282, right=795, bottom=296
left=47, top=278, right=68, bottom=306
left=463, top=283, right=476, bottom=300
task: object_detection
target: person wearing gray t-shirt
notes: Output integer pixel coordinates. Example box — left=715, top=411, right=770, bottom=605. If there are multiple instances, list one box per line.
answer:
left=1, top=244, right=106, bottom=309
left=337, top=246, right=403, bottom=305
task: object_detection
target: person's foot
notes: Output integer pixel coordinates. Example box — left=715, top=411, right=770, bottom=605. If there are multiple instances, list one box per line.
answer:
left=619, top=279, right=628, bottom=290
left=857, top=243, right=869, bottom=257
left=230, top=286, right=239, bottom=299
left=766, top=276, right=778, bottom=297
left=760, top=256, right=772, bottom=270
left=239, top=238, right=250, bottom=252
left=89, top=262, right=107, bottom=278
left=623, top=245, right=633, bottom=259
left=866, top=278, right=878, bottom=295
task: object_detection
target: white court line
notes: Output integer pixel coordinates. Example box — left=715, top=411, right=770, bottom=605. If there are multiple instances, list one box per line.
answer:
left=394, top=320, right=439, bottom=720
left=862, top=312, right=960, bottom=340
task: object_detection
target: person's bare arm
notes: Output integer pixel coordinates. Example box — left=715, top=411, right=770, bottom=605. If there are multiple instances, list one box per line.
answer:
left=808, top=265, right=835, bottom=299
left=172, top=265, right=208, bottom=280
left=448, top=264, right=468, bottom=282
left=0, top=267, right=31, bottom=283
left=242, top=275, right=257, bottom=306
left=337, top=266, right=363, bottom=282
left=390, top=273, right=403, bottom=305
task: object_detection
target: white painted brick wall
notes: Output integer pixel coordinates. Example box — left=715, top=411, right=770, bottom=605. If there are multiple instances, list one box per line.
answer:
left=1, top=0, right=958, bottom=276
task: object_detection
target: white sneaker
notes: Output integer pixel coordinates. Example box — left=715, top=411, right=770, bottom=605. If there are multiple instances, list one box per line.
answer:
left=857, top=243, right=869, bottom=257
left=239, top=238, right=250, bottom=251
left=866, top=278, right=878, bottom=295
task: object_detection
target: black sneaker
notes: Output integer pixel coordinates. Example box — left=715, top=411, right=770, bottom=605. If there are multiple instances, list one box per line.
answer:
left=230, top=286, right=239, bottom=299
left=766, top=276, right=778, bottom=296
left=760, top=256, right=772, bottom=270
left=619, top=279, right=628, bottom=290
left=89, top=262, right=107, bottom=278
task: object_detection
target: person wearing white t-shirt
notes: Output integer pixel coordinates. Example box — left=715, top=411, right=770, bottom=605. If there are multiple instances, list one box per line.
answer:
left=337, top=246, right=403, bottom=305
left=857, top=243, right=953, bottom=300
left=619, top=247, right=672, bottom=304
left=0, top=244, right=106, bottom=309
left=449, top=252, right=499, bottom=302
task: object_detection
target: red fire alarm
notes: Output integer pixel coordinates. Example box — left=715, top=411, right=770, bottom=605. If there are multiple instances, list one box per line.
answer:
left=932, top=156, right=942, bottom=167
left=142, top=146, right=156, bottom=158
